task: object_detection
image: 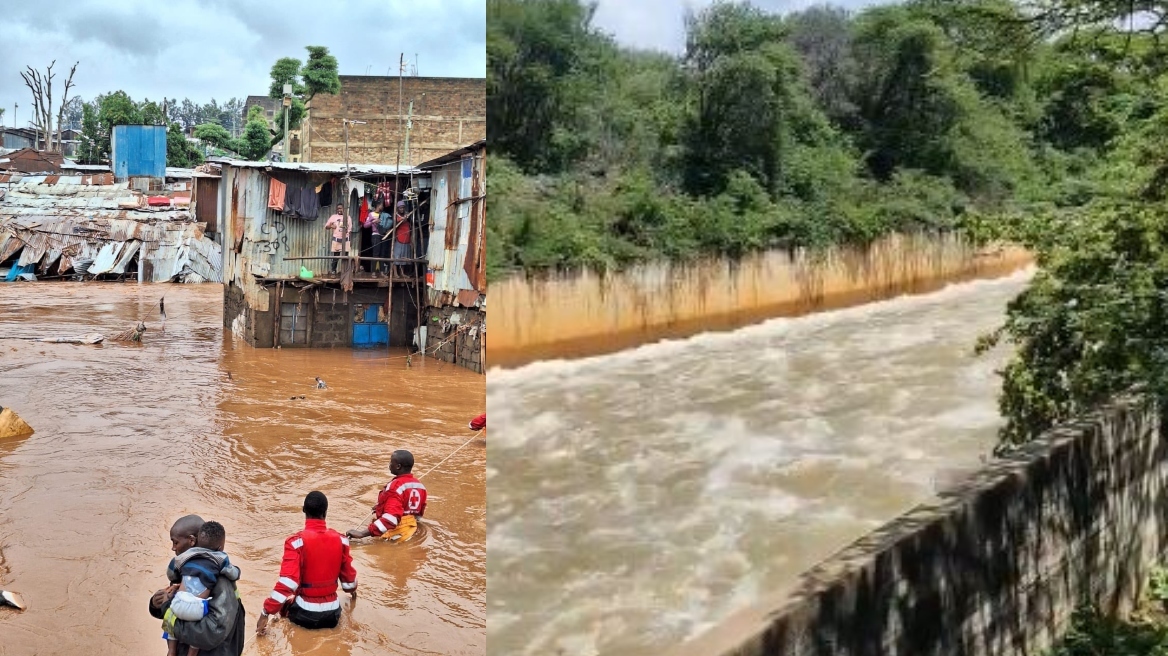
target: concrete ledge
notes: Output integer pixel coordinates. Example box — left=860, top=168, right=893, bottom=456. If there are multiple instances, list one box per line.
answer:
left=672, top=396, right=1168, bottom=656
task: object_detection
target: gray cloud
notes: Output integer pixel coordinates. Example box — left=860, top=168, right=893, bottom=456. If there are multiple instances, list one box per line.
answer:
left=0, top=0, right=485, bottom=128
left=592, top=0, right=890, bottom=53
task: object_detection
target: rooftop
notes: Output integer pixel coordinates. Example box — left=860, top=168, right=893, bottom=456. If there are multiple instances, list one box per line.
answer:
left=208, top=158, right=422, bottom=176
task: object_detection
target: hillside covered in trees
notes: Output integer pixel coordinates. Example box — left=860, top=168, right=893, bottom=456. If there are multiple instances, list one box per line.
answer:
left=487, top=0, right=1168, bottom=281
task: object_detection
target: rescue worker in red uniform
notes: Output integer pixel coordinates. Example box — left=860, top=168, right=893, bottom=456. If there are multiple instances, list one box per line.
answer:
left=347, top=450, right=427, bottom=543
left=256, top=491, right=357, bottom=635
left=469, top=414, right=486, bottom=432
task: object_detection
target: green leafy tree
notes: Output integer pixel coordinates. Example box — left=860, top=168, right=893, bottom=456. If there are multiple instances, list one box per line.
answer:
left=267, top=46, right=339, bottom=146
left=139, top=99, right=166, bottom=125
left=76, top=102, right=102, bottom=163
left=193, top=123, right=233, bottom=150
left=268, top=57, right=305, bottom=98
left=235, top=109, right=273, bottom=160
left=302, top=46, right=341, bottom=99
left=487, top=0, right=601, bottom=172
left=166, top=122, right=204, bottom=168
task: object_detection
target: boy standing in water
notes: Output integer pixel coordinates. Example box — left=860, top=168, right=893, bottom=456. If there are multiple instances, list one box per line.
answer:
left=163, top=521, right=241, bottom=656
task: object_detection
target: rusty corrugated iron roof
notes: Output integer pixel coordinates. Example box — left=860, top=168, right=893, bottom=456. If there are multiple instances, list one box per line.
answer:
left=0, top=179, right=222, bottom=283
left=0, top=148, right=65, bottom=174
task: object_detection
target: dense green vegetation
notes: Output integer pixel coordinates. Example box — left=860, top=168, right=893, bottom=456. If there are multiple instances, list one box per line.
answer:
left=489, top=0, right=1168, bottom=457
left=75, top=91, right=205, bottom=167
left=487, top=0, right=1152, bottom=281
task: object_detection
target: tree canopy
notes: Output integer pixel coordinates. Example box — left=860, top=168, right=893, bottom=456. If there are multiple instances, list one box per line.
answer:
left=266, top=45, right=340, bottom=146
left=489, top=0, right=1168, bottom=450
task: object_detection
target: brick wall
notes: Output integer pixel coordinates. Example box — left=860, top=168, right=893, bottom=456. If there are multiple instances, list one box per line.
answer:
left=303, top=76, right=485, bottom=166
left=676, top=396, right=1168, bottom=656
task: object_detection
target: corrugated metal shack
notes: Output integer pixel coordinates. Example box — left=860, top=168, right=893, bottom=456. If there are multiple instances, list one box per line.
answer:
left=0, top=173, right=222, bottom=282
left=111, top=125, right=167, bottom=181
left=417, top=140, right=486, bottom=373
left=216, top=159, right=433, bottom=349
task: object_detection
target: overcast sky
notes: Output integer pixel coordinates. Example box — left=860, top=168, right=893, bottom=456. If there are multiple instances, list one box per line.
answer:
left=0, top=0, right=485, bottom=128
left=592, top=0, right=887, bottom=53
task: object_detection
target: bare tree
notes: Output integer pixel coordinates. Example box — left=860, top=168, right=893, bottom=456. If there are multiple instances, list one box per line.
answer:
left=20, top=60, right=78, bottom=152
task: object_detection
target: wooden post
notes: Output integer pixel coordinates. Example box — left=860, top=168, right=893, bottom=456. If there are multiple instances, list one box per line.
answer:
left=272, top=281, right=282, bottom=348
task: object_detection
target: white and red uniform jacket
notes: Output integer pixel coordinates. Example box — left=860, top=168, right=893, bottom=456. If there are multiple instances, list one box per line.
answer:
left=263, top=519, right=357, bottom=616
left=368, top=473, right=427, bottom=537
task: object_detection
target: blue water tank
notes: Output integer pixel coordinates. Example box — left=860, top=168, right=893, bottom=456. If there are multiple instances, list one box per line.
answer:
left=111, top=125, right=167, bottom=180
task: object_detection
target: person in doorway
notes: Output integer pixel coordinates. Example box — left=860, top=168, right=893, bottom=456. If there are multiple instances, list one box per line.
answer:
left=324, top=204, right=351, bottom=273
left=162, top=520, right=241, bottom=656
left=377, top=202, right=394, bottom=273
left=347, top=450, right=428, bottom=543
left=257, top=491, right=357, bottom=635
left=362, top=202, right=384, bottom=274
left=391, top=201, right=411, bottom=277
left=149, top=515, right=246, bottom=656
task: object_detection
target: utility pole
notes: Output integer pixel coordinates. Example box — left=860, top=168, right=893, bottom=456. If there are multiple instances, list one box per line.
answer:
left=342, top=118, right=366, bottom=272
left=403, top=100, right=414, bottom=167
left=12, top=103, right=16, bottom=129
left=282, top=83, right=291, bottom=162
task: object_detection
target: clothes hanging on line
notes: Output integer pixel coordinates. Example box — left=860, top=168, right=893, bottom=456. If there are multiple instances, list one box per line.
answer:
left=283, top=182, right=300, bottom=217
left=376, top=181, right=394, bottom=205
left=300, top=185, right=319, bottom=220
left=268, top=178, right=287, bottom=211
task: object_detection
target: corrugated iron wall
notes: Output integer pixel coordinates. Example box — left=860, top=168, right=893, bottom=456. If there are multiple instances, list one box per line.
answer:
left=111, top=125, right=167, bottom=180
left=195, top=177, right=219, bottom=233
left=224, top=167, right=334, bottom=281
left=425, top=148, right=485, bottom=301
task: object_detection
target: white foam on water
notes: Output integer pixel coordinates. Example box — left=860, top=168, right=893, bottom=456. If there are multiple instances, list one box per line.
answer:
left=488, top=269, right=1034, bottom=656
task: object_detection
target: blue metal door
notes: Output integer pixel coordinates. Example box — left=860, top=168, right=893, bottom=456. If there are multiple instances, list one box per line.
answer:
left=352, top=304, right=388, bottom=347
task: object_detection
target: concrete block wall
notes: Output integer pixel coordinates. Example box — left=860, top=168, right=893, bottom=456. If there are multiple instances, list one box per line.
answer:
left=424, top=305, right=484, bottom=374
left=677, top=397, right=1168, bottom=656
left=310, top=294, right=350, bottom=347
left=303, top=76, right=485, bottom=166
left=226, top=280, right=423, bottom=350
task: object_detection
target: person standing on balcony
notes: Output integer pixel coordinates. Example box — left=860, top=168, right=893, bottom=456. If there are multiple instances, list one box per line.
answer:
left=324, top=204, right=351, bottom=274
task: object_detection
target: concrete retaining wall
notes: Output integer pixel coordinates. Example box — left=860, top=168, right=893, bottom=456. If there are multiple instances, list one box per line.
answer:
left=676, top=397, right=1168, bottom=656
left=491, top=233, right=1032, bottom=368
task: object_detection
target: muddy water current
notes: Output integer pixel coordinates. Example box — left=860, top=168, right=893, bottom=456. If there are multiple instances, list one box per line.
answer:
left=487, top=270, right=1032, bottom=656
left=0, top=283, right=485, bottom=655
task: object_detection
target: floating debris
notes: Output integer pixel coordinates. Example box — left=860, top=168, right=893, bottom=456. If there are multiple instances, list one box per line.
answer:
left=39, top=333, right=103, bottom=345
left=110, top=322, right=147, bottom=343
left=0, top=590, right=26, bottom=611
left=0, top=407, right=34, bottom=439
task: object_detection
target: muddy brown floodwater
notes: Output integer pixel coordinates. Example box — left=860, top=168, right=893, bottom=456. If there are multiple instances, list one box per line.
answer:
left=0, top=283, right=485, bottom=655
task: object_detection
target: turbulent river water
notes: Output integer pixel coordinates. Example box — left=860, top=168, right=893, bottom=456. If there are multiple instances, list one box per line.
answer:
left=486, top=270, right=1032, bottom=656
left=0, top=283, right=485, bottom=655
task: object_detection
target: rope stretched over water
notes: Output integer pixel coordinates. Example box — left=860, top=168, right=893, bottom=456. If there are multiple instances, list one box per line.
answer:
left=417, top=431, right=481, bottom=480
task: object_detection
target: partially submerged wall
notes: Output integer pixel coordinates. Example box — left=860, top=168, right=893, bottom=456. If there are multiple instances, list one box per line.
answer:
left=676, top=397, right=1168, bottom=656
left=224, top=282, right=414, bottom=348
left=491, top=233, right=1032, bottom=368
left=423, top=305, right=485, bottom=374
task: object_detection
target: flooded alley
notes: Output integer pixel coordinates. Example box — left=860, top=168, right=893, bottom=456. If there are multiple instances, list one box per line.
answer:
left=487, top=270, right=1032, bottom=656
left=0, top=283, right=485, bottom=655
